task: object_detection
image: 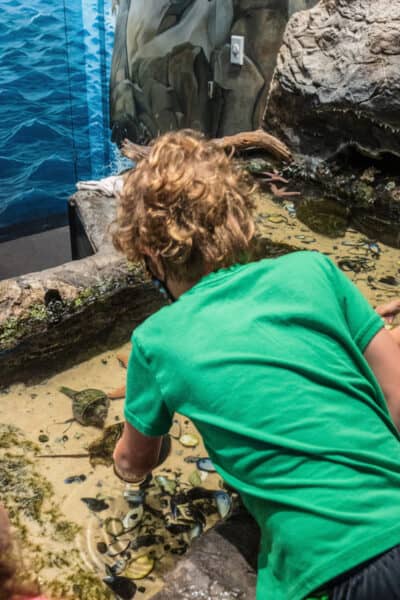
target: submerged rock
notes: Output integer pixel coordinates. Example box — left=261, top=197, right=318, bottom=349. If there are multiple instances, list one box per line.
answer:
left=265, top=0, right=400, bottom=161
left=296, top=197, right=350, bottom=238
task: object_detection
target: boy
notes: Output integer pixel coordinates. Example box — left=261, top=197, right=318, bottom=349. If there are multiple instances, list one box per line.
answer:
left=112, top=130, right=400, bottom=599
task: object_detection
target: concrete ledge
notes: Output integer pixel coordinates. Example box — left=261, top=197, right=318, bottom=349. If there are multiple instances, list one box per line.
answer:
left=0, top=190, right=165, bottom=386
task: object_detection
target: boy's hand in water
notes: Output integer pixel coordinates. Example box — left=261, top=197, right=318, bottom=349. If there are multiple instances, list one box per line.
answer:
left=113, top=421, right=162, bottom=483
left=376, top=299, right=400, bottom=323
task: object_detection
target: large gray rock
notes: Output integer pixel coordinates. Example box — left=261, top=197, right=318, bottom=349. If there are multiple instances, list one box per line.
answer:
left=110, top=0, right=319, bottom=144
left=153, top=509, right=259, bottom=600
left=264, top=0, right=400, bottom=161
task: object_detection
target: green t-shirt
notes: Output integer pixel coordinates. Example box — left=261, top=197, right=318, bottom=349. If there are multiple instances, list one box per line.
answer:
left=125, top=251, right=400, bottom=600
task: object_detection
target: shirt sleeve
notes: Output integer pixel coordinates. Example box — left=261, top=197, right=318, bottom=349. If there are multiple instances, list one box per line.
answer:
left=124, top=335, right=173, bottom=437
left=323, top=255, right=384, bottom=352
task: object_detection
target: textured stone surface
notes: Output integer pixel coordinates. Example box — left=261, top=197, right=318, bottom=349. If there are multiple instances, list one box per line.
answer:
left=153, top=509, right=259, bottom=600
left=264, top=0, right=400, bottom=160
left=213, top=45, right=264, bottom=135
left=0, top=191, right=164, bottom=386
left=231, top=8, right=287, bottom=127
left=110, top=0, right=319, bottom=144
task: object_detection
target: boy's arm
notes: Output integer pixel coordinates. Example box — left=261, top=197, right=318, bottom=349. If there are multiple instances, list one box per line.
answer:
left=113, top=421, right=163, bottom=483
left=364, top=328, right=400, bottom=431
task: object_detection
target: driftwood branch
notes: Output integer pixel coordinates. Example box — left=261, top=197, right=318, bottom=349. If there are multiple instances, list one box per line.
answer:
left=121, top=128, right=292, bottom=164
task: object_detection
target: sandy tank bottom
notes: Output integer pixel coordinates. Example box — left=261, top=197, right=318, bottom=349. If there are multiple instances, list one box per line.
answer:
left=1, top=191, right=400, bottom=599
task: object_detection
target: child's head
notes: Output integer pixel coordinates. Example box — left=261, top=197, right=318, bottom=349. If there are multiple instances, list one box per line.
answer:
left=113, top=129, right=256, bottom=283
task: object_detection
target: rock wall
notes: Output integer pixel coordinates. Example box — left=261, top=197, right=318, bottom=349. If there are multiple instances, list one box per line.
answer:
left=264, top=0, right=400, bottom=161
left=110, top=0, right=319, bottom=145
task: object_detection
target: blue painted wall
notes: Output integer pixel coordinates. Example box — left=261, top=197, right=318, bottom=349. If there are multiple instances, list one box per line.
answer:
left=0, top=0, right=115, bottom=241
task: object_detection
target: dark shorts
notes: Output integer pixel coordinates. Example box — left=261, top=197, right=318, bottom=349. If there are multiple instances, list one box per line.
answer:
left=318, top=544, right=400, bottom=600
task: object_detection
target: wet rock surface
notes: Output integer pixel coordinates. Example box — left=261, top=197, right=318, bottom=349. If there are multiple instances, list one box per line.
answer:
left=264, top=0, right=400, bottom=160
left=153, top=509, right=259, bottom=600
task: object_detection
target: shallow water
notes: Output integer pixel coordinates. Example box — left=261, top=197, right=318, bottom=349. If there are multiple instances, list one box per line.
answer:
left=0, top=345, right=226, bottom=599
left=1, top=197, right=400, bottom=599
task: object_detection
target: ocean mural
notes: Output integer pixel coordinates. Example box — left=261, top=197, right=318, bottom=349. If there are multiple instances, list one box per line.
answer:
left=0, top=0, right=115, bottom=241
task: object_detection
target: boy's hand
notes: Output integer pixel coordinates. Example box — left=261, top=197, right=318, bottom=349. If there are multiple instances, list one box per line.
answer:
left=113, top=461, right=147, bottom=484
left=113, top=421, right=162, bottom=483
left=376, top=299, right=400, bottom=323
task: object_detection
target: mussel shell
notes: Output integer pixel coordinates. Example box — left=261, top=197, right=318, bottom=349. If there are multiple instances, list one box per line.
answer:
left=107, top=538, right=131, bottom=558
left=196, top=458, right=216, bottom=472
left=103, top=575, right=137, bottom=599
left=214, top=491, right=232, bottom=519
left=122, top=506, right=144, bottom=531
left=130, top=534, right=164, bottom=551
left=81, top=497, right=109, bottom=512
left=188, top=522, right=203, bottom=541
left=106, top=557, right=128, bottom=576
left=123, top=487, right=145, bottom=506
left=64, top=474, right=86, bottom=484
left=104, top=517, right=125, bottom=537
left=185, top=487, right=214, bottom=502
left=155, top=475, right=176, bottom=495
left=166, top=522, right=192, bottom=534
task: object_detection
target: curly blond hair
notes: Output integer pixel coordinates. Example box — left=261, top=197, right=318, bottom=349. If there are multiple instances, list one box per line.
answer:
left=113, top=130, right=256, bottom=282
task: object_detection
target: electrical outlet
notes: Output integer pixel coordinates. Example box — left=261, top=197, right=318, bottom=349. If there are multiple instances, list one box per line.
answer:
left=230, top=35, right=244, bottom=66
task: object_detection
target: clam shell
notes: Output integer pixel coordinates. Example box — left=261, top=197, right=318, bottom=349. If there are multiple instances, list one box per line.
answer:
left=123, top=555, right=154, bottom=579
left=179, top=434, right=200, bottom=448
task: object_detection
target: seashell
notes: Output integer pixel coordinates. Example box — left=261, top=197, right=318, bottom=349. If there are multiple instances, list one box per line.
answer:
left=196, top=458, right=216, bottom=472
left=107, top=539, right=131, bottom=558
left=179, top=434, right=199, bottom=448
left=81, top=497, right=109, bottom=512
left=184, top=455, right=201, bottom=463
left=155, top=475, right=177, bottom=495
left=214, top=491, right=232, bottom=519
left=267, top=214, right=288, bottom=224
left=123, top=506, right=144, bottom=531
left=186, top=487, right=214, bottom=502
left=188, top=522, right=203, bottom=541
left=123, top=555, right=154, bottom=579
left=103, top=575, right=137, bottom=599
left=107, top=557, right=128, bottom=576
left=188, top=470, right=202, bottom=487
left=104, top=517, right=125, bottom=537
left=64, top=474, right=86, bottom=484
left=123, top=487, right=145, bottom=506
left=130, top=534, right=164, bottom=551
left=59, top=386, right=110, bottom=428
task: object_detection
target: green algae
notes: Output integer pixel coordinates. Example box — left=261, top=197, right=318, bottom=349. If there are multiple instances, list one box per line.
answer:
left=0, top=423, right=110, bottom=599
left=48, top=567, right=113, bottom=600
